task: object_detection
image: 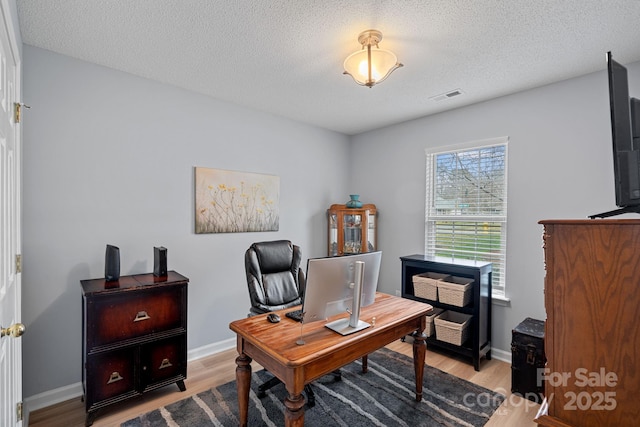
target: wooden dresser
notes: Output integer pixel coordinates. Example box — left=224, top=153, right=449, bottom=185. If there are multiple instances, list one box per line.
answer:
left=536, top=220, right=640, bottom=427
left=80, top=271, right=188, bottom=426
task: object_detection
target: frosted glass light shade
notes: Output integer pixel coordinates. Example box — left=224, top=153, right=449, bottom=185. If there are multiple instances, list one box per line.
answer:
left=343, top=29, right=403, bottom=87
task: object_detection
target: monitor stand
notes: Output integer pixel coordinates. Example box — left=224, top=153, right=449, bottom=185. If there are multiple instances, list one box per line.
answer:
left=325, top=318, right=370, bottom=335
left=589, top=205, right=640, bottom=218
left=325, top=260, right=371, bottom=336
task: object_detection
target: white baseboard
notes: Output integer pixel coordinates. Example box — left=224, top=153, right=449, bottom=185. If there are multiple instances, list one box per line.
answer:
left=23, top=338, right=236, bottom=415
left=24, top=382, right=84, bottom=415
left=490, top=347, right=511, bottom=364
left=187, top=337, right=235, bottom=362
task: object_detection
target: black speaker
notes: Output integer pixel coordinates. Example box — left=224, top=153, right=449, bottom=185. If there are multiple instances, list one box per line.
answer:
left=154, top=246, right=167, bottom=277
left=105, top=244, right=120, bottom=282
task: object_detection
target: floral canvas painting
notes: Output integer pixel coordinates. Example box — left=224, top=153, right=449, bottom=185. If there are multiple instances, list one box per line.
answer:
left=195, top=167, right=280, bottom=233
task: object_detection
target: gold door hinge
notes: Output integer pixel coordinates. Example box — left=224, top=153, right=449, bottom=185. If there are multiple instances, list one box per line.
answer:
left=15, top=254, right=22, bottom=273
left=17, top=402, right=23, bottom=421
left=14, top=102, right=30, bottom=124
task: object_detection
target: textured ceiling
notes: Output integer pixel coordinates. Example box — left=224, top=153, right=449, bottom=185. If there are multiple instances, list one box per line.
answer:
left=16, top=0, right=640, bottom=135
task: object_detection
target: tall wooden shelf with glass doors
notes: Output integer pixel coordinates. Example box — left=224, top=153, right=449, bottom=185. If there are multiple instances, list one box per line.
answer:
left=327, top=204, right=377, bottom=256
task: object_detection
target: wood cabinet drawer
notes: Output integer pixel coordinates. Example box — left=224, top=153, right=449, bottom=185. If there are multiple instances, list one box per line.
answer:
left=141, top=336, right=186, bottom=387
left=87, top=285, right=185, bottom=350
left=86, top=348, right=137, bottom=404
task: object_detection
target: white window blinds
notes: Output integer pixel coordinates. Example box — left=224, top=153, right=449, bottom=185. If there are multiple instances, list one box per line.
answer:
left=425, top=138, right=508, bottom=297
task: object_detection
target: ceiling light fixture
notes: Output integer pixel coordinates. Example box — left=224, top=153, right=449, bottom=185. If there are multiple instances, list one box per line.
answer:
left=343, top=29, right=403, bottom=88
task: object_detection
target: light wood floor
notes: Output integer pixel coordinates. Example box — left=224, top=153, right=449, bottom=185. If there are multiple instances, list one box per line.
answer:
left=29, top=340, right=540, bottom=427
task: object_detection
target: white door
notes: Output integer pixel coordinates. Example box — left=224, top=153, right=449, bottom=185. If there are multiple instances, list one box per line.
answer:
left=0, top=1, right=23, bottom=426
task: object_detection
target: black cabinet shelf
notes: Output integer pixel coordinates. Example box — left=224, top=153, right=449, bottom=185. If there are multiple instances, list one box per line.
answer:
left=400, top=254, right=492, bottom=371
left=401, top=294, right=476, bottom=315
left=426, top=336, right=473, bottom=356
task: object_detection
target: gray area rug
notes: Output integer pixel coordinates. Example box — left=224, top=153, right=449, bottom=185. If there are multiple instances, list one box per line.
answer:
left=122, top=347, right=504, bottom=426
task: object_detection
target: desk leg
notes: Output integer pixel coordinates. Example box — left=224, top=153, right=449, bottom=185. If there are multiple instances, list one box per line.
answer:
left=235, top=353, right=252, bottom=427
left=284, top=393, right=305, bottom=427
left=412, top=329, right=427, bottom=401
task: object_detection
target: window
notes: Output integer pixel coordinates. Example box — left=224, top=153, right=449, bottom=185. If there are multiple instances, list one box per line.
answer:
left=425, top=137, right=508, bottom=298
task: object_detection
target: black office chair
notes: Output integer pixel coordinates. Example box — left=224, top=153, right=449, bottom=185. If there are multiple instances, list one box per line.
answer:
left=245, top=240, right=339, bottom=407
left=245, top=240, right=305, bottom=316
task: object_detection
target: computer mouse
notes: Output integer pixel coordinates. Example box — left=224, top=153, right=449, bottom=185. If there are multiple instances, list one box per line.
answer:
left=267, top=313, right=280, bottom=323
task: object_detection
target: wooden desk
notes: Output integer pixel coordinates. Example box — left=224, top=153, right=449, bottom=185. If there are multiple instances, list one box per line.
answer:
left=229, top=292, right=432, bottom=427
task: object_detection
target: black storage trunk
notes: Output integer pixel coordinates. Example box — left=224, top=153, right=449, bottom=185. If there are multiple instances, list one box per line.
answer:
left=511, top=317, right=545, bottom=403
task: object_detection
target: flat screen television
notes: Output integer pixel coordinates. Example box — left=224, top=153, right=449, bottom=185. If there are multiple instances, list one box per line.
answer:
left=301, top=251, right=381, bottom=336
left=590, top=52, right=640, bottom=218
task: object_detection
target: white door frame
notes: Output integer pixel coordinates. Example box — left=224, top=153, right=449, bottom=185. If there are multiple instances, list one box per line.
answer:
left=0, top=0, right=22, bottom=426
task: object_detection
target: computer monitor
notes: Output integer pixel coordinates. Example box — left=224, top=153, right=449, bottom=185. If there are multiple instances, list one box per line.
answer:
left=301, top=251, right=381, bottom=335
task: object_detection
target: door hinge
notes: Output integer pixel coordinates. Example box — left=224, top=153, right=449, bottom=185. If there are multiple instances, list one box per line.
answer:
left=17, top=402, right=23, bottom=421
left=15, top=254, right=22, bottom=273
left=14, top=102, right=30, bottom=124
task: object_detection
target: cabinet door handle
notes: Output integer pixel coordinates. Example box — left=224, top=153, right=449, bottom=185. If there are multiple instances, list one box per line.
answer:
left=134, top=311, right=151, bottom=322
left=159, top=358, right=173, bottom=370
left=107, top=371, right=123, bottom=384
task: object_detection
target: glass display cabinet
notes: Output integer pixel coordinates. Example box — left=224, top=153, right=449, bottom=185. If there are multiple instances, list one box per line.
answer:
left=327, top=204, right=377, bottom=256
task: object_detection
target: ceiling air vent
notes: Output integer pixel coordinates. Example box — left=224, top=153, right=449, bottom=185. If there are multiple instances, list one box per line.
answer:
left=429, top=89, right=464, bottom=102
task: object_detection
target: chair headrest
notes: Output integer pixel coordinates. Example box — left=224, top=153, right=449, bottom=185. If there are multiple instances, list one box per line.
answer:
left=251, top=240, right=294, bottom=273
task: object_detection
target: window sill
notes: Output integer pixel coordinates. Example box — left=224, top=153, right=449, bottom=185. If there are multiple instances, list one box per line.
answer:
left=492, top=294, right=510, bottom=307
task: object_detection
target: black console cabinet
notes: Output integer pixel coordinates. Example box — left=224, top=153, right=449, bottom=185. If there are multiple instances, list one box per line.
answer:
left=400, top=254, right=492, bottom=370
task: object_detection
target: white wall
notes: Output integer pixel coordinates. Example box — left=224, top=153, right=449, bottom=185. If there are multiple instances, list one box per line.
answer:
left=350, top=60, right=640, bottom=353
left=21, top=45, right=350, bottom=399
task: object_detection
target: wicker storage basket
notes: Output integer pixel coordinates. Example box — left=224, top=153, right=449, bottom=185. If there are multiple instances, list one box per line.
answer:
left=437, top=276, right=473, bottom=307
left=412, top=272, right=450, bottom=300
left=434, top=311, right=472, bottom=345
left=425, top=307, right=444, bottom=337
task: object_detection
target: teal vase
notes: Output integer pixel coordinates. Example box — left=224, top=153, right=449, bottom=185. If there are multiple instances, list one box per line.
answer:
left=346, top=194, right=363, bottom=208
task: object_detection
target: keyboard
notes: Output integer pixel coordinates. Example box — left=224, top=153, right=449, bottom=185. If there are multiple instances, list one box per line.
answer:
left=285, top=309, right=303, bottom=322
